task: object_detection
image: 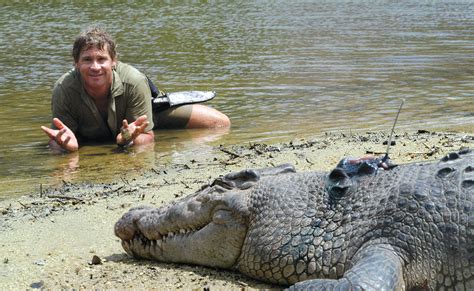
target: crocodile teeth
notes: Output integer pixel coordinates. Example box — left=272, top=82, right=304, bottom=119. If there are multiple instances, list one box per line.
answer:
left=122, top=240, right=131, bottom=253
left=133, top=236, right=140, bottom=245
left=146, top=241, right=152, bottom=254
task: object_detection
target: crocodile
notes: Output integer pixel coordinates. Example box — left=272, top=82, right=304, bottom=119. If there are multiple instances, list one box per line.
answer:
left=115, top=149, right=473, bottom=290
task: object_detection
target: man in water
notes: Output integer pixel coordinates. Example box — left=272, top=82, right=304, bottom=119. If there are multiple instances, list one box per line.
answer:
left=41, top=27, right=230, bottom=152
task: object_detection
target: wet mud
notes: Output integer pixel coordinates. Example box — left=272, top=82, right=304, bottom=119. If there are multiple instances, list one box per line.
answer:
left=1, top=130, right=472, bottom=289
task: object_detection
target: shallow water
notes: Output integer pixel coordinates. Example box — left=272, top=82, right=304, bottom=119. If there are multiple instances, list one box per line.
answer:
left=1, top=1, right=473, bottom=200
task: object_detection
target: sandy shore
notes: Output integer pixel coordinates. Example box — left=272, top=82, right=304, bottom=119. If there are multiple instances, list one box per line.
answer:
left=1, top=129, right=473, bottom=289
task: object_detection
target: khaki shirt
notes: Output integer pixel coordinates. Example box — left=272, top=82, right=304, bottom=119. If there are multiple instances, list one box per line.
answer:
left=51, top=62, right=154, bottom=142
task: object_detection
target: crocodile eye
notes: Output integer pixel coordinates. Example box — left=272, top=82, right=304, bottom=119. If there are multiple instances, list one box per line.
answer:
left=327, top=168, right=352, bottom=202
left=328, top=168, right=349, bottom=182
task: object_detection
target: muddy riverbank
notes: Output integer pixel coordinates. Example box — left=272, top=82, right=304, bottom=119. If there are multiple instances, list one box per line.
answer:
left=1, top=129, right=472, bottom=289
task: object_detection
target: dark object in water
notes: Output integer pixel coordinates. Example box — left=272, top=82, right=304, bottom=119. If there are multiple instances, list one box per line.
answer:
left=147, top=76, right=215, bottom=109
left=152, top=91, right=216, bottom=108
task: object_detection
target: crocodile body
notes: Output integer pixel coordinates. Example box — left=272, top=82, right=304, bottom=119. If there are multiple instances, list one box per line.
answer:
left=115, top=150, right=473, bottom=290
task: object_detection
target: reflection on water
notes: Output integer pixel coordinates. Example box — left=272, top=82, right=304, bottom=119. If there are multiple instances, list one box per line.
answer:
left=0, top=2, right=473, bottom=200
left=0, top=127, right=230, bottom=200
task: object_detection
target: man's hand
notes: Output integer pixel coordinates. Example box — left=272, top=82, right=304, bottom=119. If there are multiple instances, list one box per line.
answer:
left=41, top=118, right=79, bottom=152
left=117, top=115, right=154, bottom=146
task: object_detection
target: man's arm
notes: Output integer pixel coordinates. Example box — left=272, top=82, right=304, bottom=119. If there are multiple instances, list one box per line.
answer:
left=116, top=70, right=155, bottom=147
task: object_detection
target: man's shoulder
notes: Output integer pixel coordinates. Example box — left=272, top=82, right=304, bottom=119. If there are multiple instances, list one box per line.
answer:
left=54, top=68, right=81, bottom=92
left=53, top=69, right=82, bottom=95
left=115, top=62, right=147, bottom=84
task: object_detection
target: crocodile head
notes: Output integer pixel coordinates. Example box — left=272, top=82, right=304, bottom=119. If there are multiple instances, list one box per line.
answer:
left=114, top=185, right=250, bottom=268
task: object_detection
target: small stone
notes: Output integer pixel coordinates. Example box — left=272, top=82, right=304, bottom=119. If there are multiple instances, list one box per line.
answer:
left=89, top=255, right=102, bottom=265
left=34, top=259, right=46, bottom=266
left=383, top=140, right=396, bottom=146
left=30, top=281, right=44, bottom=289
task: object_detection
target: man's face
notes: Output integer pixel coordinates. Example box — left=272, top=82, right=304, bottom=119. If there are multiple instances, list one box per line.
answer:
left=75, top=45, right=116, bottom=94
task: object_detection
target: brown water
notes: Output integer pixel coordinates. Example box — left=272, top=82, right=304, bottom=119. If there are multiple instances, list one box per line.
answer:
left=1, top=2, right=473, bottom=200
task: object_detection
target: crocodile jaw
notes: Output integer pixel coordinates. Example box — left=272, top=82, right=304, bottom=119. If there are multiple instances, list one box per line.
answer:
left=114, top=189, right=249, bottom=269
